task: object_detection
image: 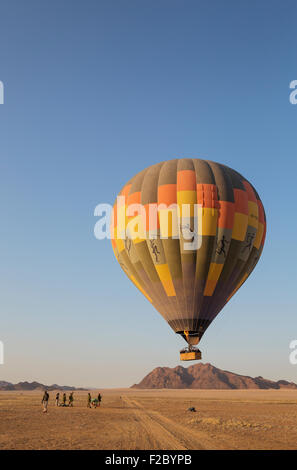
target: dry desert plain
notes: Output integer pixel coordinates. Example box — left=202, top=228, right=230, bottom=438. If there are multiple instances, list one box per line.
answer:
left=1, top=388, right=297, bottom=450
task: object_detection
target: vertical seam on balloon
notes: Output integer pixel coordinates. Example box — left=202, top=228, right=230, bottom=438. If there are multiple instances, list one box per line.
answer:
left=177, top=159, right=197, bottom=332
left=126, top=169, right=169, bottom=319
left=140, top=162, right=175, bottom=328
left=227, top=181, right=261, bottom=301
left=204, top=162, right=235, bottom=323
left=158, top=159, right=184, bottom=334
left=198, top=160, right=218, bottom=325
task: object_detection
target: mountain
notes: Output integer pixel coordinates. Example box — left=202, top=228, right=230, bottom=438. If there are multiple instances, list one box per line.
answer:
left=0, top=381, right=15, bottom=391
left=131, top=363, right=297, bottom=390
left=0, top=381, right=86, bottom=391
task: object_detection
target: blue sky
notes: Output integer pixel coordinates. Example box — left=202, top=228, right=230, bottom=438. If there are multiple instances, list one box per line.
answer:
left=0, top=0, right=296, bottom=387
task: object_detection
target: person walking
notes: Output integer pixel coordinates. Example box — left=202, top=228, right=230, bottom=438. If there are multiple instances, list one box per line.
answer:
left=62, top=392, right=66, bottom=406
left=87, top=392, right=91, bottom=408
left=98, top=393, right=102, bottom=407
left=42, top=390, right=49, bottom=413
left=55, top=392, right=60, bottom=406
left=69, top=392, right=74, bottom=407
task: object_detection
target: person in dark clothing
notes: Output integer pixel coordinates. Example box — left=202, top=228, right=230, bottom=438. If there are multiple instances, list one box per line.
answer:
left=87, top=393, right=91, bottom=408
left=98, top=393, right=102, bottom=407
left=62, top=393, right=66, bottom=406
left=42, top=390, right=49, bottom=413
left=55, top=392, right=60, bottom=406
left=69, top=392, right=74, bottom=407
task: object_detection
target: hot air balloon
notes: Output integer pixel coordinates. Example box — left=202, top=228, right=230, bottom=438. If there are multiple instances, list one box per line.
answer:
left=111, top=159, right=266, bottom=361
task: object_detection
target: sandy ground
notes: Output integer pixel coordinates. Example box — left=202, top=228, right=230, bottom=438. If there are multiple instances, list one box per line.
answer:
left=1, top=388, right=297, bottom=450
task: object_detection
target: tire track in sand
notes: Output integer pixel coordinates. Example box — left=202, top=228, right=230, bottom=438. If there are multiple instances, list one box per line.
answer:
left=122, top=396, right=218, bottom=450
left=122, top=396, right=188, bottom=450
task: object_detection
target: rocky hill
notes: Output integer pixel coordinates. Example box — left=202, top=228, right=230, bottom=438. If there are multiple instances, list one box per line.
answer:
left=132, top=363, right=297, bottom=390
left=0, top=380, right=86, bottom=391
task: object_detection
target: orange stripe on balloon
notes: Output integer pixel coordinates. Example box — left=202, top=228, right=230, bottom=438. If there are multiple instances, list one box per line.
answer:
left=158, top=184, right=177, bottom=205
left=197, top=184, right=218, bottom=208
left=127, top=191, right=141, bottom=206
left=257, top=200, right=265, bottom=224
left=177, top=170, right=196, bottom=191
left=233, top=189, right=249, bottom=215
left=217, top=201, right=235, bottom=229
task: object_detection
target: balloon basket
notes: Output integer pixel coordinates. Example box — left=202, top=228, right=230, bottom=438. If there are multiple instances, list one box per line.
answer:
left=180, top=348, right=202, bottom=361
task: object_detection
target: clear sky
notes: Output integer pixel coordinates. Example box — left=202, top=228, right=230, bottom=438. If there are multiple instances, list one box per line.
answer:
left=0, top=0, right=296, bottom=388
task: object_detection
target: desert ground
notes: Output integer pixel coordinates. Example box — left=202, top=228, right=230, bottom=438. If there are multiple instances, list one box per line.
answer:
left=1, top=389, right=297, bottom=450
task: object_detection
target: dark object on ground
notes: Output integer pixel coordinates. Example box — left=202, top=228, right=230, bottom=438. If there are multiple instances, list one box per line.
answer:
left=187, top=407, right=196, bottom=412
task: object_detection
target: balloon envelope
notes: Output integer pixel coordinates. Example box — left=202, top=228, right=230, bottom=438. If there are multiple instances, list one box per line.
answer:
left=111, top=159, right=266, bottom=345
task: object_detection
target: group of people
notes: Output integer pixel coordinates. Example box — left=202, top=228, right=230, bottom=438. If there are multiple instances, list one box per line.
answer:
left=87, top=392, right=102, bottom=408
left=55, top=391, right=74, bottom=407
left=41, top=390, right=102, bottom=413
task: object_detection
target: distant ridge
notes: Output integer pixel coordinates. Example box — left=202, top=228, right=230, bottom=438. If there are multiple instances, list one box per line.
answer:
left=131, top=363, right=297, bottom=390
left=0, top=381, right=86, bottom=391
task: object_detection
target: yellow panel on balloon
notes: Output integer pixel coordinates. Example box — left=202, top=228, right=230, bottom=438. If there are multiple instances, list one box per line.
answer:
left=248, top=201, right=259, bottom=229
left=206, top=262, right=224, bottom=281
left=115, top=231, right=125, bottom=253
left=203, top=263, right=223, bottom=296
left=254, top=222, right=264, bottom=250
left=177, top=190, right=197, bottom=217
left=232, top=213, right=248, bottom=241
left=197, top=207, right=218, bottom=236
left=155, top=264, right=176, bottom=297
